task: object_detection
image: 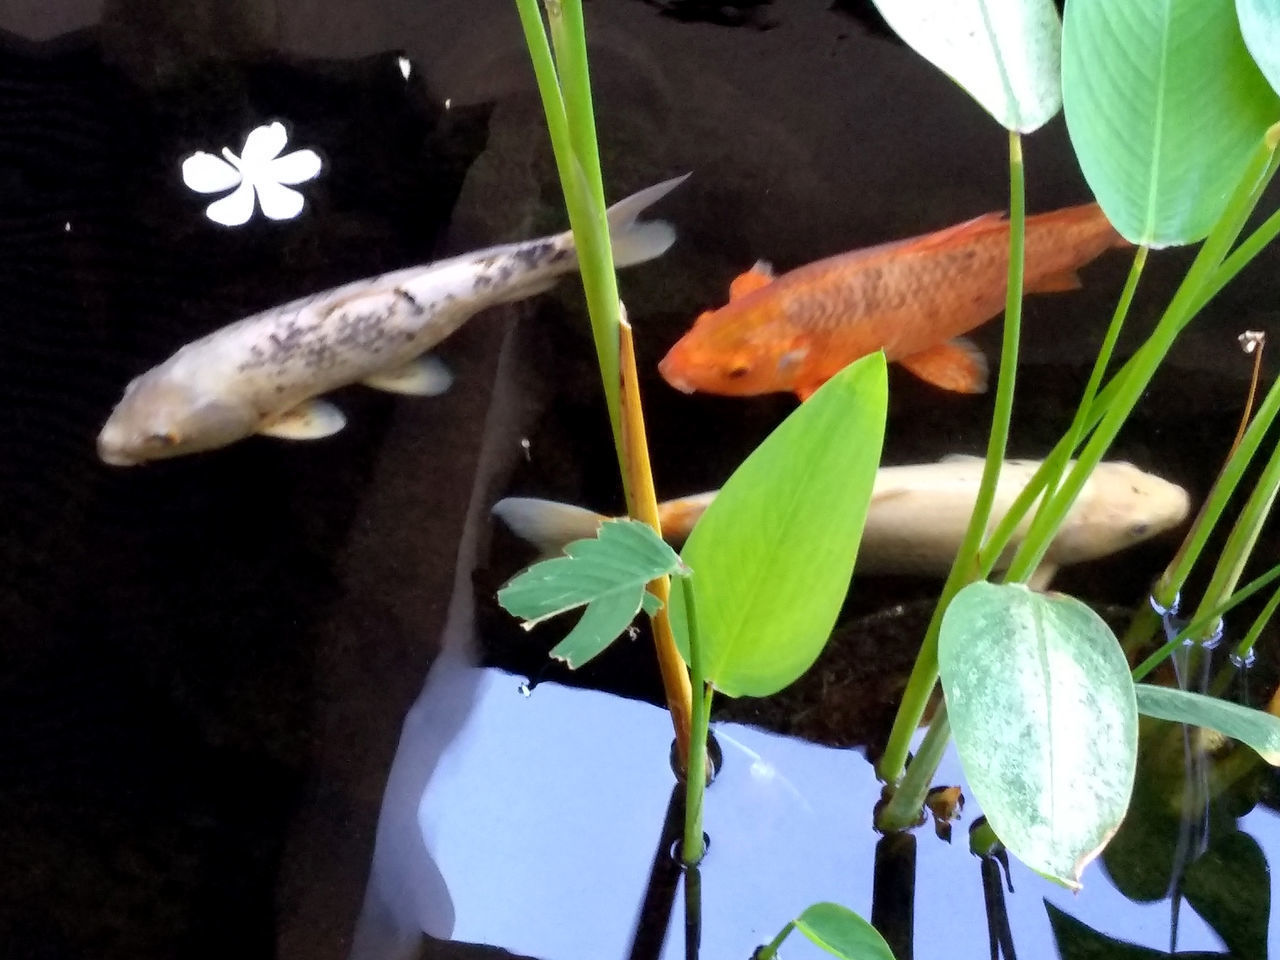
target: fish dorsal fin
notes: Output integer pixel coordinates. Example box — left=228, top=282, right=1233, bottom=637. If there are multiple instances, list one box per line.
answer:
left=1027, top=269, right=1083, bottom=294
left=900, top=211, right=1007, bottom=255
left=259, top=398, right=346, bottom=440
left=728, top=260, right=775, bottom=301
left=363, top=354, right=453, bottom=396
left=897, top=336, right=989, bottom=394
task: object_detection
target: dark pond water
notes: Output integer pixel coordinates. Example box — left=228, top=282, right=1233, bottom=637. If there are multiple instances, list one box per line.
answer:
left=3, top=2, right=1280, bottom=959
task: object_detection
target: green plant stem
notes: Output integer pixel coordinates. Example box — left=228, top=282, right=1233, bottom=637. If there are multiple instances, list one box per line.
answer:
left=1002, top=132, right=1280, bottom=586
left=877, top=130, right=1027, bottom=787
left=754, top=922, right=796, bottom=960
left=513, top=0, right=627, bottom=488
left=1122, top=367, right=1280, bottom=655
left=1001, top=245, right=1148, bottom=578
left=681, top=575, right=711, bottom=866
left=878, top=705, right=951, bottom=832
left=1188, top=430, right=1280, bottom=630
left=1132, top=561, right=1280, bottom=681
left=1234, top=580, right=1280, bottom=665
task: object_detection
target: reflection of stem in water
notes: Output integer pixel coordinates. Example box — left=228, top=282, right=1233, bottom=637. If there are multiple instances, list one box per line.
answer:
left=625, top=781, right=684, bottom=960
left=873, top=832, right=916, bottom=960
left=1157, top=593, right=1218, bottom=932
left=979, top=852, right=1017, bottom=960
left=682, top=862, right=701, bottom=960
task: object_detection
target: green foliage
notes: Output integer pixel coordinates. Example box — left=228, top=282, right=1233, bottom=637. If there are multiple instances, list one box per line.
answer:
left=938, top=583, right=1137, bottom=888
left=1062, top=0, right=1280, bottom=246
left=669, top=353, right=888, bottom=698
left=1238, top=0, right=1280, bottom=95
left=756, top=903, right=897, bottom=960
left=1134, top=684, right=1280, bottom=764
left=870, top=0, right=1062, bottom=132
left=497, top=519, right=685, bottom=668
left=794, top=903, right=898, bottom=960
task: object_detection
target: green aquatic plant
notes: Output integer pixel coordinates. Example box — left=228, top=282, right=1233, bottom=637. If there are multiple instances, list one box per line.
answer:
left=754, top=902, right=898, bottom=960
left=864, top=0, right=1280, bottom=898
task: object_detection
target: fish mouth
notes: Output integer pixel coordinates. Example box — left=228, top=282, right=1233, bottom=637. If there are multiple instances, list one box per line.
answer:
left=96, top=430, right=141, bottom=467
left=658, top=357, right=696, bottom=394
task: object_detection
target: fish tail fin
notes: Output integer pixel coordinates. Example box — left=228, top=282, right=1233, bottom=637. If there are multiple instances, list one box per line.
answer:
left=491, top=497, right=609, bottom=555
left=603, top=173, right=689, bottom=268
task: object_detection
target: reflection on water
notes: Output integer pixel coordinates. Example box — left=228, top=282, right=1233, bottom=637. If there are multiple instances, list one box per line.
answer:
left=359, top=653, right=1279, bottom=960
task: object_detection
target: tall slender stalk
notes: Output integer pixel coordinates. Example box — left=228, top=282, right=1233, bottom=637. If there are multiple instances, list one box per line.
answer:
left=877, top=130, right=1028, bottom=790
left=681, top=575, right=710, bottom=866
left=514, top=0, right=693, bottom=763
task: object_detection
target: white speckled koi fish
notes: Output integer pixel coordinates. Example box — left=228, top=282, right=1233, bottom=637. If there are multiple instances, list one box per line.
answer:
left=97, top=175, right=688, bottom=465
left=493, top=457, right=1191, bottom=589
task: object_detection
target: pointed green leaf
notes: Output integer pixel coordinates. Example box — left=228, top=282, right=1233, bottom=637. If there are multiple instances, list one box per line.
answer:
left=669, top=353, right=888, bottom=698
left=939, top=583, right=1137, bottom=889
left=794, top=902, right=897, bottom=960
left=548, top=586, right=646, bottom=668
left=1062, top=0, right=1280, bottom=246
left=497, top=519, right=684, bottom=625
left=1238, top=0, right=1280, bottom=96
left=870, top=0, right=1062, bottom=131
left=1135, top=683, right=1280, bottom=764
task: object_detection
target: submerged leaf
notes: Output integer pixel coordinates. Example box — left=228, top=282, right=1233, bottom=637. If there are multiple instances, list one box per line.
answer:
left=939, top=583, right=1137, bottom=889
left=498, top=519, right=685, bottom=669
left=794, top=902, right=897, bottom=960
left=1062, top=0, right=1280, bottom=246
left=1134, top=684, right=1280, bottom=764
left=669, top=353, right=888, bottom=698
left=871, top=0, right=1062, bottom=132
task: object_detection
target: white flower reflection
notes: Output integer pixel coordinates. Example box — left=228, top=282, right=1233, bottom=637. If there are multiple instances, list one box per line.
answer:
left=181, top=121, right=322, bottom=227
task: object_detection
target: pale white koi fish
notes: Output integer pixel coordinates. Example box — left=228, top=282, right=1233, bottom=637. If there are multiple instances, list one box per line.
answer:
left=493, top=456, right=1191, bottom=589
left=97, top=175, right=688, bottom=465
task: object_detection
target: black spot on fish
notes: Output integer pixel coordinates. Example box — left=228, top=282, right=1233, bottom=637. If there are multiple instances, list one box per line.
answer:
left=395, top=287, right=425, bottom=316
left=473, top=273, right=495, bottom=291
left=515, top=241, right=555, bottom=270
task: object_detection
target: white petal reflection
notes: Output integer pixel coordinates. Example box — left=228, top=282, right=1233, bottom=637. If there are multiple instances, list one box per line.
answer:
left=255, top=180, right=306, bottom=221
left=181, top=151, right=242, bottom=193
left=268, top=148, right=322, bottom=185
left=204, top=181, right=257, bottom=227
left=239, top=121, right=289, bottom=168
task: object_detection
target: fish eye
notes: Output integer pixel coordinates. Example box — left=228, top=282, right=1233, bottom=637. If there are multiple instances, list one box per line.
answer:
left=726, top=363, right=750, bottom=380
left=1128, top=521, right=1150, bottom=539
left=147, top=431, right=179, bottom=448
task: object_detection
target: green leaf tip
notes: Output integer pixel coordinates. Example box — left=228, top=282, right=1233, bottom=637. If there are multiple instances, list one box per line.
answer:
left=497, top=517, right=687, bottom=669
left=794, top=902, right=898, bottom=960
left=1135, top=684, right=1280, bottom=765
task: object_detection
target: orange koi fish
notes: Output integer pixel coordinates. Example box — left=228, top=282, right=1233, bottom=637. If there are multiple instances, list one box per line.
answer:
left=659, top=203, right=1127, bottom=400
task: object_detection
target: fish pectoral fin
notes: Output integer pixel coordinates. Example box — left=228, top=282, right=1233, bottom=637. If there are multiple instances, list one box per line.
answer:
left=363, top=354, right=453, bottom=396
left=1028, top=268, right=1083, bottom=294
left=728, top=260, right=775, bottom=300
left=259, top=399, right=347, bottom=440
left=898, top=338, right=989, bottom=394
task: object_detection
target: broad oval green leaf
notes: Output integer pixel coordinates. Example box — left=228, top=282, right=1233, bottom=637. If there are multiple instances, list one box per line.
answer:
left=1238, top=0, right=1280, bottom=96
left=669, top=353, right=888, bottom=698
left=1062, top=0, right=1280, bottom=246
left=1135, top=683, right=1280, bottom=764
left=939, top=583, right=1137, bottom=889
left=871, top=0, right=1062, bottom=131
left=794, top=902, right=897, bottom=960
